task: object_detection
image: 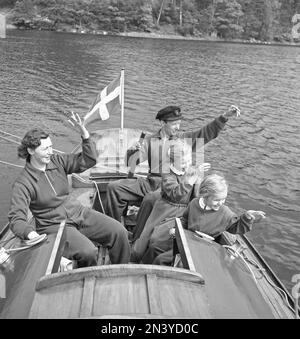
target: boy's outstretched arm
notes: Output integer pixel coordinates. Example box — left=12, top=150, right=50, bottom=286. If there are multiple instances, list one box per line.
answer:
left=226, top=209, right=266, bottom=234
left=245, top=210, right=266, bottom=222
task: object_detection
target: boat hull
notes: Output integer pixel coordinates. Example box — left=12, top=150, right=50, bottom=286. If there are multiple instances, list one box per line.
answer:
left=0, top=128, right=297, bottom=319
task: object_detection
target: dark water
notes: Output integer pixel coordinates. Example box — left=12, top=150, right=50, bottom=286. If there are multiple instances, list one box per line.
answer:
left=0, top=30, right=299, bottom=292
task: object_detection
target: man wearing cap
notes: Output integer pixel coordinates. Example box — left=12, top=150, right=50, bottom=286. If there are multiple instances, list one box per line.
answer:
left=105, top=104, right=240, bottom=235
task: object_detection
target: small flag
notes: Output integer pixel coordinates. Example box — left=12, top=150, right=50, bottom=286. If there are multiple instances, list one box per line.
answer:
left=84, top=73, right=122, bottom=125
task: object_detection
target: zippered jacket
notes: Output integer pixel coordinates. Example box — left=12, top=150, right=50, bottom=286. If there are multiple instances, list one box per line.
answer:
left=8, top=138, right=97, bottom=239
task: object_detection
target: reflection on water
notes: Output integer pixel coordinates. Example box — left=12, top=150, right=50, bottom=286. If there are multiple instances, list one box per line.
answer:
left=0, top=30, right=299, bottom=292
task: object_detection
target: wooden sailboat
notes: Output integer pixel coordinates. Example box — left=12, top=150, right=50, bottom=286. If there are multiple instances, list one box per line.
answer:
left=0, top=127, right=298, bottom=319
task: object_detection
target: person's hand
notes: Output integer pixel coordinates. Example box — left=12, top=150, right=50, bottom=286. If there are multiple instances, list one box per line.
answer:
left=245, top=210, right=266, bottom=222
left=223, top=105, right=241, bottom=119
left=195, top=163, right=211, bottom=184
left=169, top=227, right=176, bottom=238
left=197, top=163, right=211, bottom=173
left=68, top=111, right=89, bottom=139
left=185, top=166, right=199, bottom=185
left=128, top=141, right=143, bottom=152
left=27, top=231, right=40, bottom=240
left=60, top=257, right=74, bottom=272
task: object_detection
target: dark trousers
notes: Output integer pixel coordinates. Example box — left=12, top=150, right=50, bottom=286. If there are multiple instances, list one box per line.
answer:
left=153, top=250, right=173, bottom=266
left=141, top=221, right=174, bottom=265
left=43, top=208, right=131, bottom=267
left=133, top=189, right=161, bottom=241
left=105, top=176, right=161, bottom=223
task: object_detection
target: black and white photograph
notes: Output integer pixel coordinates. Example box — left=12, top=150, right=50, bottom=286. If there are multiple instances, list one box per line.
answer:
left=0, top=0, right=299, bottom=321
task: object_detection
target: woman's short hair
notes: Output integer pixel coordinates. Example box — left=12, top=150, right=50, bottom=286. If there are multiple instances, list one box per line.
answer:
left=18, top=128, right=49, bottom=161
left=199, top=172, right=228, bottom=197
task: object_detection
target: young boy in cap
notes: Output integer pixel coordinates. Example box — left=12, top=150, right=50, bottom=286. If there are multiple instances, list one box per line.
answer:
left=105, top=104, right=240, bottom=235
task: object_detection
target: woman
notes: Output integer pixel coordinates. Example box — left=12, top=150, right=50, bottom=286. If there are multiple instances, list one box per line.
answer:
left=8, top=112, right=130, bottom=267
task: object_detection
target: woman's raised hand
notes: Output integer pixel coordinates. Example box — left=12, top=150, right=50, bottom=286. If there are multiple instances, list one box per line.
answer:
left=68, top=111, right=89, bottom=139
left=185, top=166, right=198, bottom=185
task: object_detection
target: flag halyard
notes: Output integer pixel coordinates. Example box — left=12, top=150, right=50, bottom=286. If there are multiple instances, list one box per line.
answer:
left=84, top=72, right=122, bottom=125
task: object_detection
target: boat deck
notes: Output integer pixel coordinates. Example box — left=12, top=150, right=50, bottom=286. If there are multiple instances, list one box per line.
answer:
left=174, top=219, right=295, bottom=319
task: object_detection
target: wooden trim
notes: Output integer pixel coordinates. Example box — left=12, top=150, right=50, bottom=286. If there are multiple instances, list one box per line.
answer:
left=146, top=274, right=162, bottom=315
left=79, top=314, right=196, bottom=319
left=237, top=235, right=296, bottom=318
left=45, top=220, right=66, bottom=275
left=242, top=234, right=295, bottom=305
left=175, top=218, right=197, bottom=272
left=36, top=264, right=204, bottom=291
left=0, top=222, right=10, bottom=238
left=79, top=276, right=96, bottom=318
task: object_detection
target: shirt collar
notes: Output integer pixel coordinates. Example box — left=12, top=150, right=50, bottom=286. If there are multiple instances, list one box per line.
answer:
left=199, top=197, right=212, bottom=210
left=152, top=128, right=178, bottom=140
left=25, top=157, right=58, bottom=181
left=170, top=164, right=185, bottom=176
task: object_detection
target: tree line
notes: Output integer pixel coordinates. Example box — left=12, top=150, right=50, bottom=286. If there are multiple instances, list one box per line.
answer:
left=1, top=0, right=300, bottom=42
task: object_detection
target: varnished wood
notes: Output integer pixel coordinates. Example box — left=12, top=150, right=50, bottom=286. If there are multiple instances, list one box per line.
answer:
left=235, top=235, right=295, bottom=318
left=146, top=274, right=162, bottom=315
left=175, top=218, right=196, bottom=272
left=79, top=276, right=96, bottom=318
left=35, top=264, right=204, bottom=291
left=45, top=220, right=66, bottom=275
left=0, top=233, right=59, bottom=318
left=30, top=264, right=210, bottom=319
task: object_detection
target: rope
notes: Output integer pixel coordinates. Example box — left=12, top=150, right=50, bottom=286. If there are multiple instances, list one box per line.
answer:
left=249, top=259, right=298, bottom=315
left=223, top=244, right=297, bottom=316
left=223, top=245, right=257, bottom=283
left=0, top=160, right=23, bottom=168
left=92, top=180, right=106, bottom=215
left=1, top=235, right=47, bottom=254
left=0, top=235, right=17, bottom=245
left=0, top=135, right=20, bottom=145
left=71, top=173, right=106, bottom=214
left=0, top=130, right=21, bottom=139
left=6, top=245, right=33, bottom=252
left=0, top=130, right=65, bottom=154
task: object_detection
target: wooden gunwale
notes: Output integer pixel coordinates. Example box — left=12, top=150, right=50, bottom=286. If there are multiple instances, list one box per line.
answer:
left=35, top=264, right=205, bottom=291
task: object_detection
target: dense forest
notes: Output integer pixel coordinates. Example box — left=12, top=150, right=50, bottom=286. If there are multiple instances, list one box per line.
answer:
left=1, top=0, right=300, bottom=42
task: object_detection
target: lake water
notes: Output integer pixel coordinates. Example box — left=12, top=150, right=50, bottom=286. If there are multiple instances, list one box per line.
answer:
left=0, top=30, right=299, bottom=293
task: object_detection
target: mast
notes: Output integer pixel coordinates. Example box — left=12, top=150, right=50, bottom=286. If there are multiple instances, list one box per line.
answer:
left=120, top=69, right=125, bottom=130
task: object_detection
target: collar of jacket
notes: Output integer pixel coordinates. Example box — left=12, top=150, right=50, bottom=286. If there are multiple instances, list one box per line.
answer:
left=152, top=128, right=178, bottom=140
left=24, top=156, right=59, bottom=181
left=199, top=197, right=213, bottom=210
left=170, top=164, right=185, bottom=176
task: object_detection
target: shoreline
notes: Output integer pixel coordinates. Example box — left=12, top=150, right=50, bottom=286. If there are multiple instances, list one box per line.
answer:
left=119, top=31, right=300, bottom=47
left=4, top=25, right=300, bottom=48
left=1, top=6, right=299, bottom=48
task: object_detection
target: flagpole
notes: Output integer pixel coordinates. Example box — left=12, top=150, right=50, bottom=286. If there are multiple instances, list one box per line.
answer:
left=121, top=69, right=125, bottom=130
left=0, top=14, right=6, bottom=39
